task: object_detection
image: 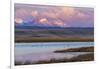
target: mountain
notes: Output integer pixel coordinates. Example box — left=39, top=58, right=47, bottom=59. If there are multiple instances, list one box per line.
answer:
left=15, top=22, right=94, bottom=29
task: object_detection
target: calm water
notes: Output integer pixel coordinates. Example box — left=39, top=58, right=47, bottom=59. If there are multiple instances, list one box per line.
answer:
left=15, top=42, right=94, bottom=63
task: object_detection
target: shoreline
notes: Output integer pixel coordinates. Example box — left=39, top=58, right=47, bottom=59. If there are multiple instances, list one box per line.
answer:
left=54, top=46, right=94, bottom=53
left=15, top=46, right=94, bottom=65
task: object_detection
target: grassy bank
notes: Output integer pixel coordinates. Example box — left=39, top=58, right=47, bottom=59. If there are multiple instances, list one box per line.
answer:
left=54, top=47, right=94, bottom=53
left=15, top=37, right=94, bottom=43
left=15, top=53, right=94, bottom=65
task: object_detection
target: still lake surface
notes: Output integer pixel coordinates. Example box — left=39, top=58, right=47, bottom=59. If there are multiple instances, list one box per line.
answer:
left=15, top=42, right=94, bottom=63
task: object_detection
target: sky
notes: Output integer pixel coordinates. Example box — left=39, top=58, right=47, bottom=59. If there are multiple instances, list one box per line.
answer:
left=15, top=3, right=94, bottom=27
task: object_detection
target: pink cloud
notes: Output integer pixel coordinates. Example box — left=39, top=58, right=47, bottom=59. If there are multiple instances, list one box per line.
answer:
left=53, top=20, right=66, bottom=27
left=15, top=18, right=23, bottom=24
left=31, top=11, right=38, bottom=16
left=15, top=4, right=94, bottom=27
left=39, top=18, right=48, bottom=23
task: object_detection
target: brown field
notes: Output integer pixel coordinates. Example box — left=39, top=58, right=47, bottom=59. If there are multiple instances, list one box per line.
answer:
left=15, top=37, right=94, bottom=42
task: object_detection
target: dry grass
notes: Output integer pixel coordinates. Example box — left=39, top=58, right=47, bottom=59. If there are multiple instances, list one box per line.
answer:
left=15, top=53, right=94, bottom=65
left=15, top=37, right=94, bottom=42
left=54, top=47, right=94, bottom=53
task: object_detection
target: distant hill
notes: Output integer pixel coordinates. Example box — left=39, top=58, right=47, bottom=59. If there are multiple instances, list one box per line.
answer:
left=15, top=25, right=94, bottom=29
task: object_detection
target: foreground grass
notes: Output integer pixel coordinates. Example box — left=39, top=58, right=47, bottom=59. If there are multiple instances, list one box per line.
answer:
left=15, top=53, right=94, bottom=65
left=54, top=46, right=94, bottom=53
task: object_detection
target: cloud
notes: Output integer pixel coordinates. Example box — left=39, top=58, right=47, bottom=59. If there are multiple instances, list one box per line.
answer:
left=60, top=7, right=75, bottom=18
left=15, top=4, right=94, bottom=27
left=15, top=9, right=31, bottom=19
left=39, top=18, right=48, bottom=24
left=77, top=12, right=87, bottom=18
left=15, top=18, right=23, bottom=24
left=41, top=7, right=76, bottom=20
left=74, top=10, right=94, bottom=24
left=31, top=10, right=38, bottom=16
left=53, top=20, right=66, bottom=27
